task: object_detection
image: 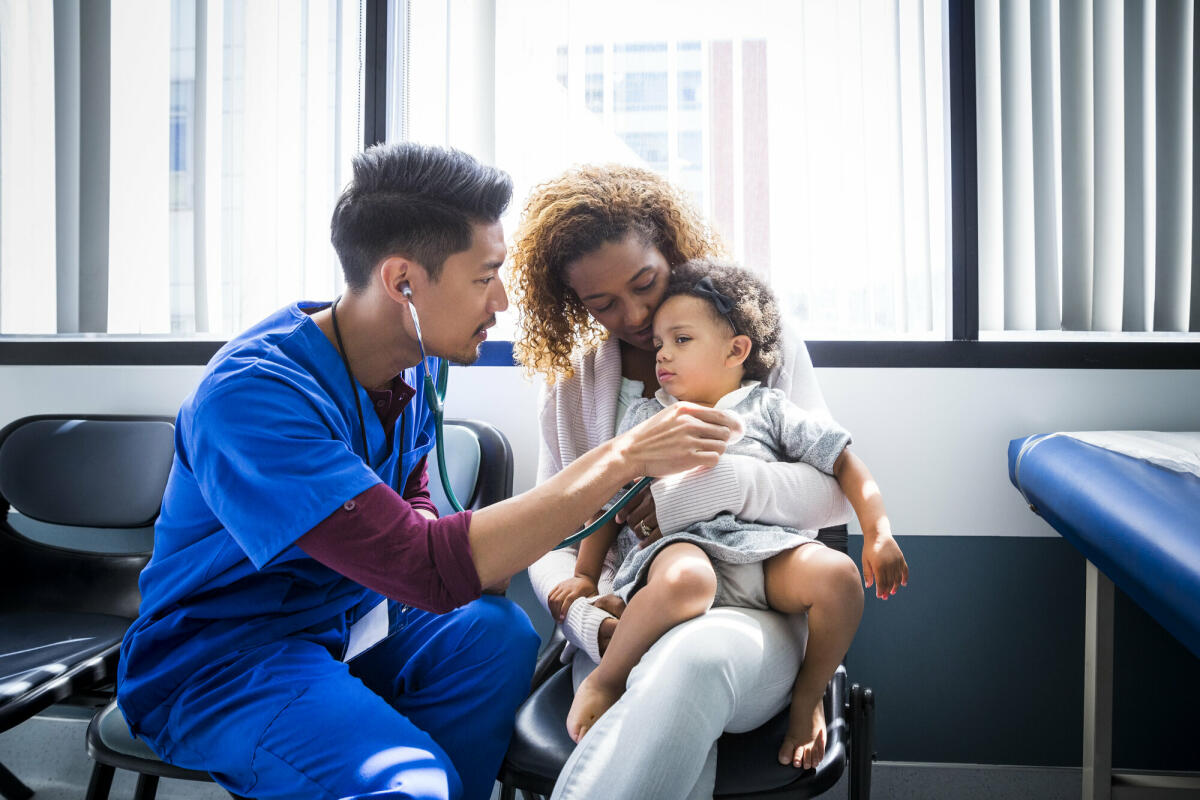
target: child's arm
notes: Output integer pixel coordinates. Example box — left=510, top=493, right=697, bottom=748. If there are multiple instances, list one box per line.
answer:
left=547, top=517, right=622, bottom=621
left=832, top=448, right=908, bottom=600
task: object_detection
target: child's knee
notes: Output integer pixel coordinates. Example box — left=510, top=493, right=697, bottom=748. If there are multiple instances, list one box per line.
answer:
left=656, top=558, right=717, bottom=609
left=823, top=552, right=865, bottom=613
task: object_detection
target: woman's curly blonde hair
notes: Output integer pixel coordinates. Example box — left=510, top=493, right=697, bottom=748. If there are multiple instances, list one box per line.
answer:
left=510, top=164, right=724, bottom=381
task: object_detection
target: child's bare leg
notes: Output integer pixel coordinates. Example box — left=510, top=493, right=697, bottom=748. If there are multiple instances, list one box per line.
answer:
left=566, top=542, right=716, bottom=742
left=764, top=544, right=864, bottom=769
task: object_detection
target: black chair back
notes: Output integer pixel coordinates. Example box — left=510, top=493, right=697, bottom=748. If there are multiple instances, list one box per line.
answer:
left=0, top=415, right=175, bottom=619
left=428, top=418, right=514, bottom=514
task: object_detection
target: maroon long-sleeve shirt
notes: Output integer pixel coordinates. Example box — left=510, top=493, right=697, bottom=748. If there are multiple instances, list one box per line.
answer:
left=296, top=377, right=481, bottom=614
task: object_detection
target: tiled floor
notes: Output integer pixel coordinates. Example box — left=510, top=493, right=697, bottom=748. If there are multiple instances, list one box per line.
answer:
left=0, top=711, right=227, bottom=800
left=3, top=710, right=1084, bottom=799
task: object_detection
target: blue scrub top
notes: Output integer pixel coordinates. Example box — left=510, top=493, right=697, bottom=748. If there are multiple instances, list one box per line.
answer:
left=118, top=302, right=441, bottom=734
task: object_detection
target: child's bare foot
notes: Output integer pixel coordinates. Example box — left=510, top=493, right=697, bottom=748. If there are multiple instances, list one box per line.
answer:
left=566, top=673, right=623, bottom=743
left=778, top=698, right=827, bottom=769
left=593, top=593, right=626, bottom=618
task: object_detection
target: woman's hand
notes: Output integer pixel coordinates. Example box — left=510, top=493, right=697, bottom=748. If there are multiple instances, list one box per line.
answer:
left=548, top=576, right=599, bottom=621
left=618, top=402, right=742, bottom=479
left=615, top=485, right=661, bottom=549
left=862, top=532, right=908, bottom=600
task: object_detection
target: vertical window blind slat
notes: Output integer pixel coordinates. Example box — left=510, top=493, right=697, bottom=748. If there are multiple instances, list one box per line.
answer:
left=78, top=0, right=112, bottom=334
left=1001, top=0, right=1036, bottom=330
left=0, top=1, right=57, bottom=334
left=900, top=0, right=934, bottom=333
left=1153, top=0, right=1193, bottom=332
left=198, top=0, right=227, bottom=334
left=1031, top=0, right=1061, bottom=330
left=1060, top=0, right=1095, bottom=331
left=1193, top=0, right=1200, bottom=332
left=1092, top=0, right=1124, bottom=332
left=976, top=0, right=1005, bottom=331
left=108, top=0, right=171, bottom=335
left=54, top=0, right=81, bottom=335
left=1122, top=0, right=1152, bottom=332
left=193, top=0, right=212, bottom=333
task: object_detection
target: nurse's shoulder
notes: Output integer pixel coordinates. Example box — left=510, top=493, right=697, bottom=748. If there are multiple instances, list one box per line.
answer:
left=179, top=303, right=341, bottom=442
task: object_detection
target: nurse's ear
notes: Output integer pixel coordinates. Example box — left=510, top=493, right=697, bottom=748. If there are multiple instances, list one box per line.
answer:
left=379, top=256, right=422, bottom=305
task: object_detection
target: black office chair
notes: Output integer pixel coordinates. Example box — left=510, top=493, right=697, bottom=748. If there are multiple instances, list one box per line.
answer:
left=0, top=414, right=175, bottom=800
left=498, top=526, right=876, bottom=800
left=84, top=418, right=514, bottom=800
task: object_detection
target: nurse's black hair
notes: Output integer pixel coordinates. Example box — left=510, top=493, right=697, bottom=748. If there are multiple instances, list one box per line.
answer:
left=662, top=258, right=782, bottom=382
left=331, top=143, right=513, bottom=289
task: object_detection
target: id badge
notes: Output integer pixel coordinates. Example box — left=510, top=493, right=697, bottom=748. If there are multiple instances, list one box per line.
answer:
left=343, top=599, right=389, bottom=662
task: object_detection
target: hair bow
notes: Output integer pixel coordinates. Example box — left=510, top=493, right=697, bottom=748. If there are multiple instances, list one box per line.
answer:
left=692, top=276, right=738, bottom=332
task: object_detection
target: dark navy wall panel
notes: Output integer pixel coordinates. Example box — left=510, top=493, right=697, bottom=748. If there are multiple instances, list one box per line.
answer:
left=846, top=535, right=1200, bottom=769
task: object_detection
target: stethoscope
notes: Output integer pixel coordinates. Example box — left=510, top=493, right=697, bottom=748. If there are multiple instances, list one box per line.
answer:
left=331, top=291, right=650, bottom=548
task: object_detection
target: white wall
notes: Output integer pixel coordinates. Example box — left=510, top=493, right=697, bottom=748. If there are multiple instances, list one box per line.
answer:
left=3, top=364, right=1197, bottom=538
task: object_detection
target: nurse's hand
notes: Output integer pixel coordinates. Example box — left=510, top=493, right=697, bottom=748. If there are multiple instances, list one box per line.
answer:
left=618, top=403, right=742, bottom=478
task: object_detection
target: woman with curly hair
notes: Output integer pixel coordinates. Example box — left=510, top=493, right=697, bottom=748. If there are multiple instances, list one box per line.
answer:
left=510, top=165, right=871, bottom=799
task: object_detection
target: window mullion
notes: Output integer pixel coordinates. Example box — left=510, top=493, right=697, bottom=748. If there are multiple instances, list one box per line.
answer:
left=948, top=0, right=979, bottom=341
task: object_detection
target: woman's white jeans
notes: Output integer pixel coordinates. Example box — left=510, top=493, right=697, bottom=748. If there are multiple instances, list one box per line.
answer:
left=550, top=607, right=808, bottom=800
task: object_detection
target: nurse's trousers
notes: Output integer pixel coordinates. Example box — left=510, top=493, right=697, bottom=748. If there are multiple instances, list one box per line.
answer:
left=159, top=595, right=539, bottom=800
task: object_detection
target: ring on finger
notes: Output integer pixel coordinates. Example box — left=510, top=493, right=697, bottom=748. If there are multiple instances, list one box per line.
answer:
left=637, top=520, right=653, bottom=538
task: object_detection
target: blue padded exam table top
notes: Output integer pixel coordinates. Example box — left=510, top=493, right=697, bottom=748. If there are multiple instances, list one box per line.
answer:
left=1009, top=432, right=1200, bottom=659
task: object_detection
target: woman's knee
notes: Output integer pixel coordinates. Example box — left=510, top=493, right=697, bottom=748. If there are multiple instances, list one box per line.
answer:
left=634, top=611, right=762, bottom=689
left=624, top=610, right=799, bottom=727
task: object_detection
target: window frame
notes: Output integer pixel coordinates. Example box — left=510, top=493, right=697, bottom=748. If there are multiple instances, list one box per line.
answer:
left=2, top=0, right=1197, bottom=369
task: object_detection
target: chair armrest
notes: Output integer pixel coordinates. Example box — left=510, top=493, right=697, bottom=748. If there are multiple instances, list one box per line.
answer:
left=529, top=628, right=568, bottom=691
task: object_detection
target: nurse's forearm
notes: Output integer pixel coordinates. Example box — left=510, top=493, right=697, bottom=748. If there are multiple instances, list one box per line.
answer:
left=468, top=438, right=634, bottom=588
left=469, top=401, right=737, bottom=587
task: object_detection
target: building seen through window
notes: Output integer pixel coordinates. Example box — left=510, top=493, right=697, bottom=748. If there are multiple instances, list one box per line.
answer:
left=495, top=0, right=947, bottom=339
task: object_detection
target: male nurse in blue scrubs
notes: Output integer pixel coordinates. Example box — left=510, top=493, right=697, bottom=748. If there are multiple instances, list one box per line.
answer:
left=116, top=143, right=740, bottom=800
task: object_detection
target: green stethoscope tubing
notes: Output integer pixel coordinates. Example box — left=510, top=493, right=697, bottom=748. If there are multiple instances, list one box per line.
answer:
left=428, top=358, right=463, bottom=512
left=428, top=354, right=652, bottom=548
left=551, top=476, right=652, bottom=550
left=408, top=296, right=649, bottom=547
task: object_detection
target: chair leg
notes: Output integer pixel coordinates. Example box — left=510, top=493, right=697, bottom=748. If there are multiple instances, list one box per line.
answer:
left=0, top=761, right=33, bottom=800
left=85, top=761, right=116, bottom=800
left=133, top=773, right=160, bottom=800
left=848, top=683, right=876, bottom=800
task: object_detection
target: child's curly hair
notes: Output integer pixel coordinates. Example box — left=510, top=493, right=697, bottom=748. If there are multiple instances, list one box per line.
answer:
left=509, top=164, right=724, bottom=381
left=663, top=259, right=783, bottom=382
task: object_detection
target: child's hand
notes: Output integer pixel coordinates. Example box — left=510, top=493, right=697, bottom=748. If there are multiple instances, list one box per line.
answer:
left=862, top=532, right=908, bottom=600
left=548, top=576, right=599, bottom=621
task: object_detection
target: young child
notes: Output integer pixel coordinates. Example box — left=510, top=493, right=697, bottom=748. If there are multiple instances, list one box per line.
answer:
left=553, top=258, right=909, bottom=770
